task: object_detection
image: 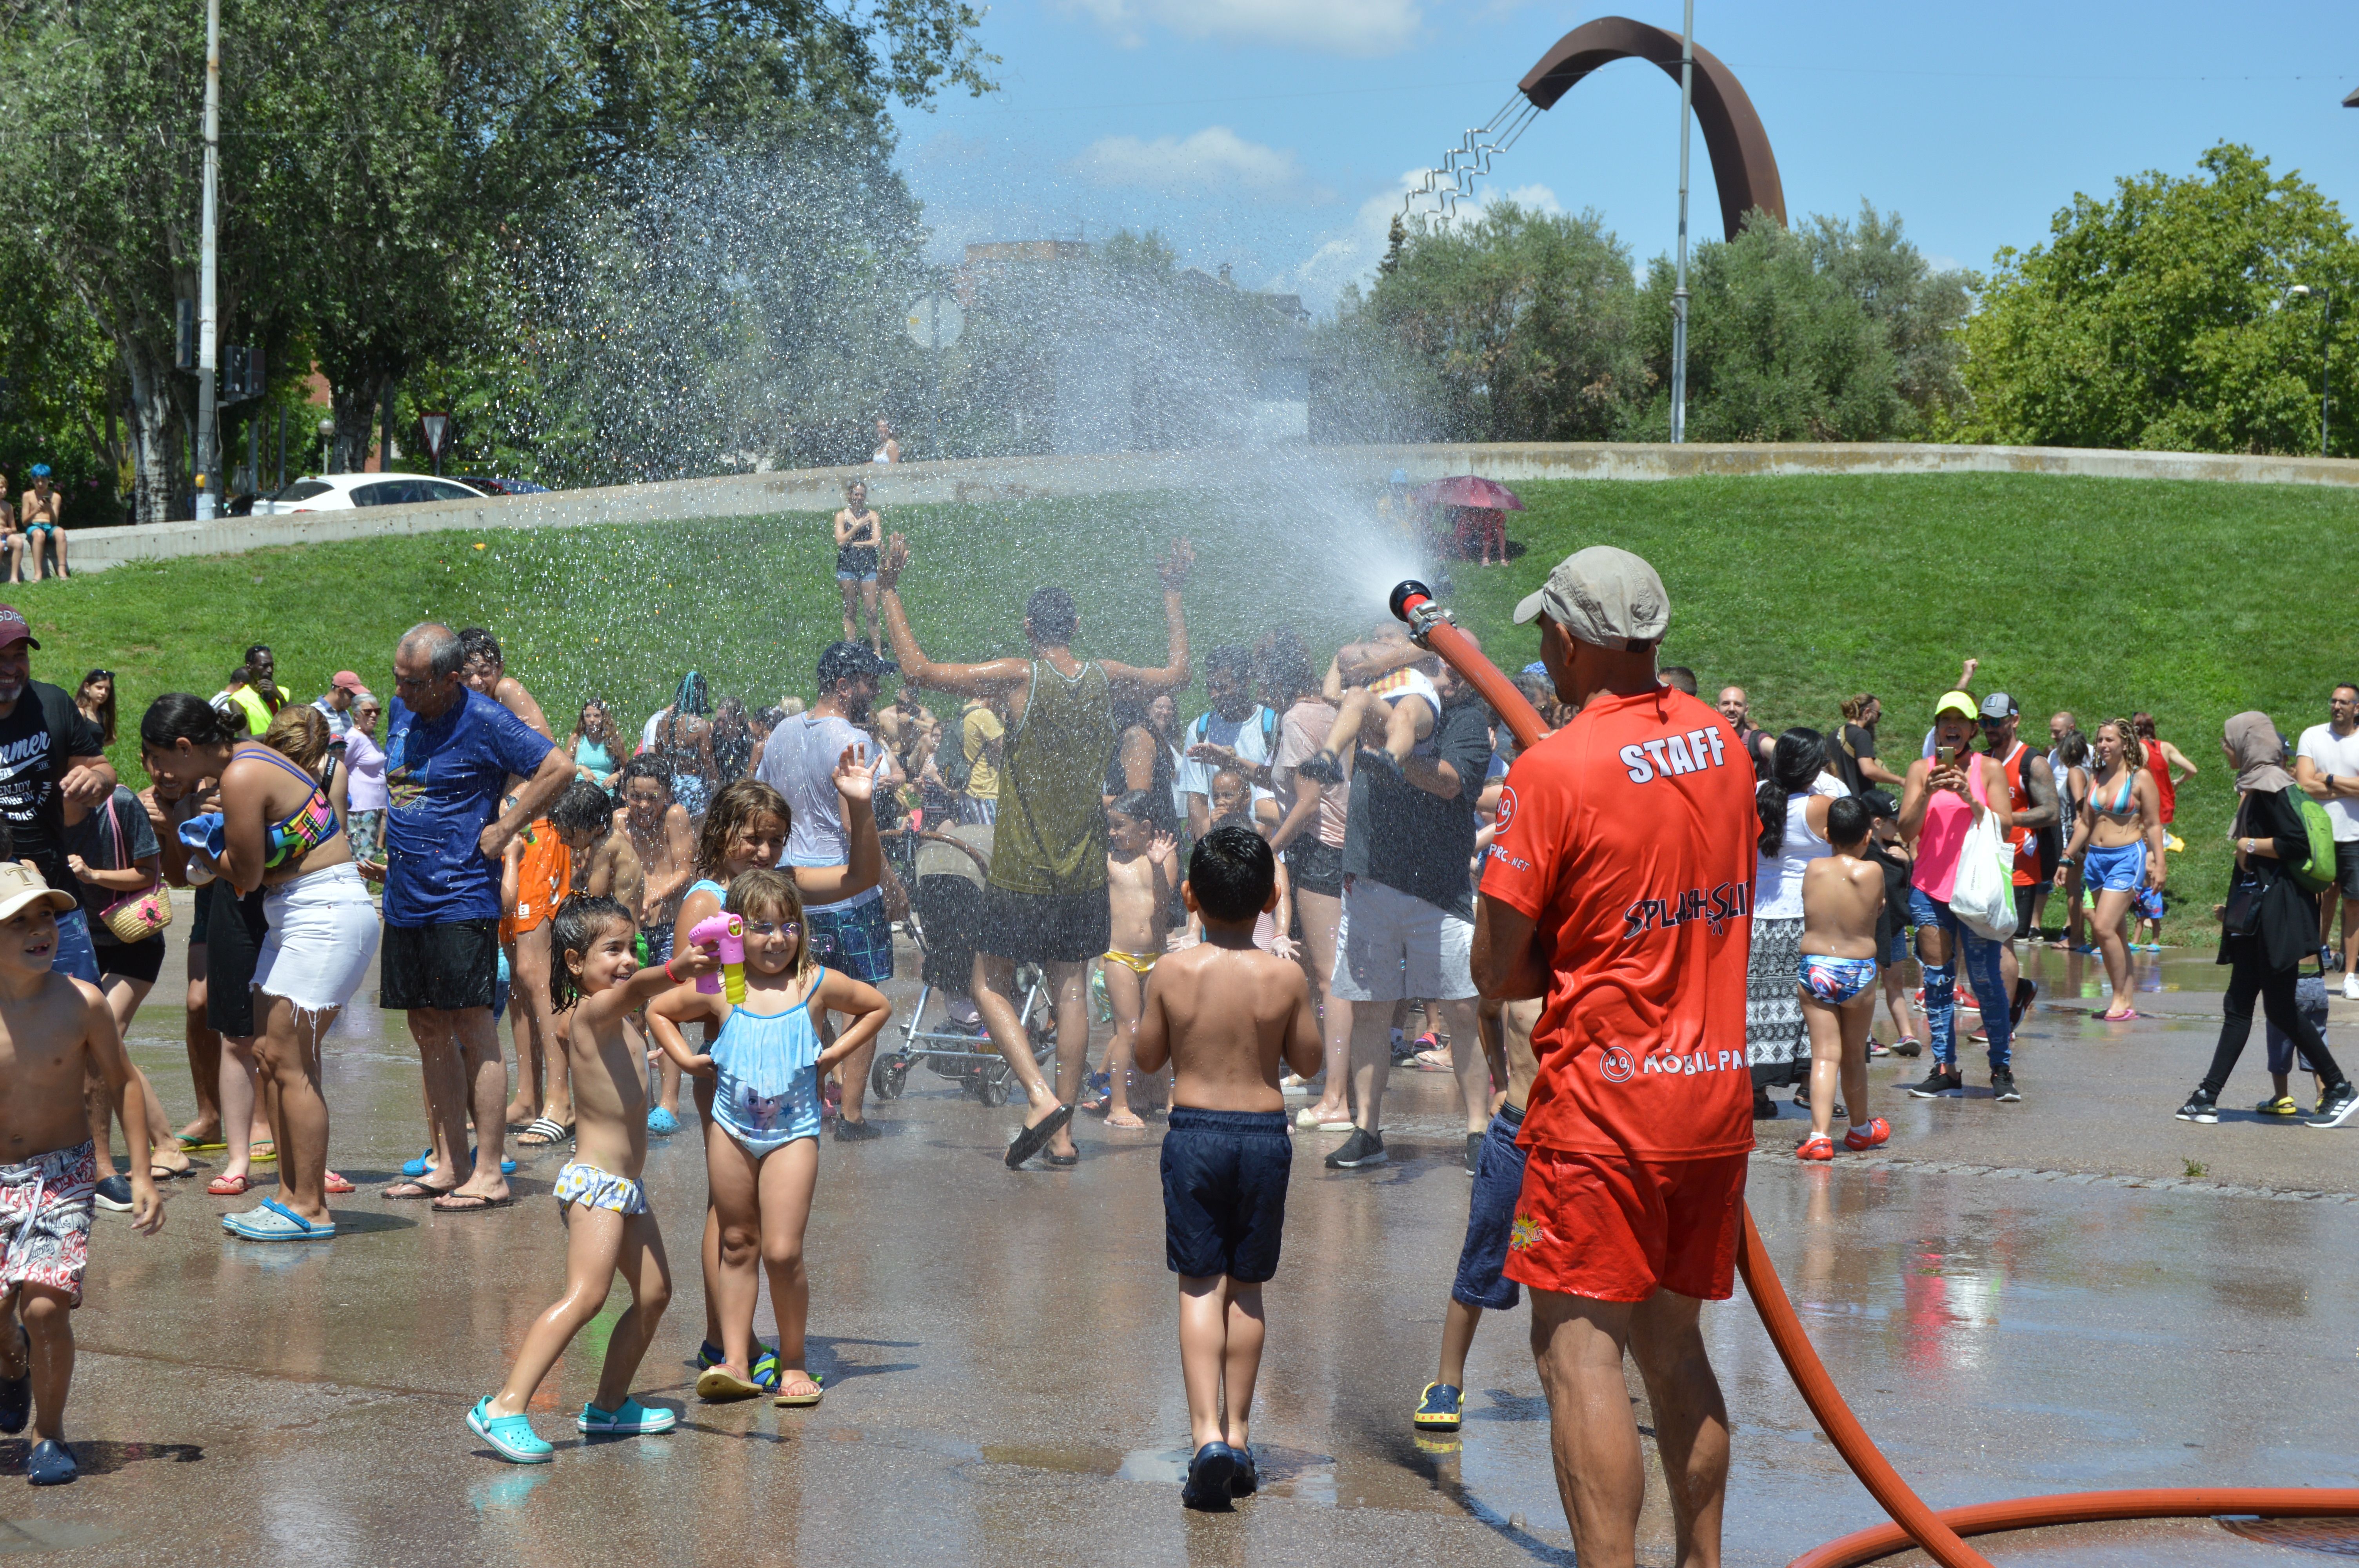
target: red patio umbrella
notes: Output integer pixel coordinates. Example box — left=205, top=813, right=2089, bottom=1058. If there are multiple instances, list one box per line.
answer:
left=1410, top=475, right=1525, bottom=511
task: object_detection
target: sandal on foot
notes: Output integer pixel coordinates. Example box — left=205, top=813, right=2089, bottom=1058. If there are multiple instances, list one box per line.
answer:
left=323, top=1171, right=356, bottom=1195
left=513, top=1118, right=572, bottom=1149
left=1005, top=1102, right=1076, bottom=1169
left=176, top=1134, right=227, bottom=1152
left=578, top=1397, right=677, bottom=1435
left=222, top=1198, right=335, bottom=1242
left=149, top=1161, right=197, bottom=1181
left=206, top=1173, right=251, bottom=1197
left=772, top=1372, right=824, bottom=1408
left=381, top=1179, right=454, bottom=1201
left=402, top=1148, right=518, bottom=1179
left=469, top=1397, right=552, bottom=1464
left=431, top=1192, right=516, bottom=1214
left=1295, top=750, right=1345, bottom=785
left=247, top=1142, right=277, bottom=1164
left=2100, top=1007, right=2140, bottom=1022
left=695, top=1367, right=763, bottom=1403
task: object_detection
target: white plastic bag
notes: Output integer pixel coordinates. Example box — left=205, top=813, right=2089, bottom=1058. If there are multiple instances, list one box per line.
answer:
left=1949, top=758, right=2018, bottom=940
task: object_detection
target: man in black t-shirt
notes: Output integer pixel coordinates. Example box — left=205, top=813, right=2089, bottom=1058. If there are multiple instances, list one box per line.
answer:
left=0, top=605, right=118, bottom=981
left=1325, top=628, right=1497, bottom=1172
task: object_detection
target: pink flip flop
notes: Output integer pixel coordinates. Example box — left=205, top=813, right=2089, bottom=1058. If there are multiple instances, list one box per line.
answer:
left=2099, top=1007, right=2140, bottom=1022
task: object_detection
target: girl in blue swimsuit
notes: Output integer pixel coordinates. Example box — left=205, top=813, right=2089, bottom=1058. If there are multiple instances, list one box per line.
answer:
left=649, top=868, right=891, bottom=1410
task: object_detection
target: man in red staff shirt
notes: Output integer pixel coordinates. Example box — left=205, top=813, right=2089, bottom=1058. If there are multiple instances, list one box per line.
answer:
left=1472, top=545, right=1757, bottom=1568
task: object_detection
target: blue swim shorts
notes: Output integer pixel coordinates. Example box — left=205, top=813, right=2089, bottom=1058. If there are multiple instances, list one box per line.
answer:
left=1451, top=1104, right=1528, bottom=1311
left=1161, top=1108, right=1291, bottom=1283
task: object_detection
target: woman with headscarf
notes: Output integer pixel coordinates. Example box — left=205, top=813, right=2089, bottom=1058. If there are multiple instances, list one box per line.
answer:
left=2176, top=714, right=2359, bottom=1126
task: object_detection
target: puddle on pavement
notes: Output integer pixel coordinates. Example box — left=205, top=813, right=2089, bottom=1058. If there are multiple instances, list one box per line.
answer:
left=1119, top=1443, right=1337, bottom=1504
left=0, top=1520, right=123, bottom=1555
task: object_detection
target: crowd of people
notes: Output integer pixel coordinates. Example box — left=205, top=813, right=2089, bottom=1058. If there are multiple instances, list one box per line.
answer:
left=0, top=506, right=2352, bottom=1564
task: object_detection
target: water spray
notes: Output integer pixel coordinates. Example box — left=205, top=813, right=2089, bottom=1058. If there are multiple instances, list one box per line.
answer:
left=1389, top=580, right=2359, bottom=1567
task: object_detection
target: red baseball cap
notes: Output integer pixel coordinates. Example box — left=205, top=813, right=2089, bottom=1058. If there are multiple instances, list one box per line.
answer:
left=0, top=606, right=39, bottom=650
left=331, top=670, right=364, bottom=693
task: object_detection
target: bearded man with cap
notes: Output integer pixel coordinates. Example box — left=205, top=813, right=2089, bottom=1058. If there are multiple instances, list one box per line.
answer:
left=0, top=606, right=117, bottom=985
left=1470, top=546, right=1756, bottom=1568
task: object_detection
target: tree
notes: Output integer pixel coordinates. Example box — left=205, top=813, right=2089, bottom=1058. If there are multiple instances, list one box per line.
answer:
left=1628, top=212, right=1923, bottom=443
left=1323, top=201, right=1644, bottom=443
left=1957, top=143, right=2358, bottom=454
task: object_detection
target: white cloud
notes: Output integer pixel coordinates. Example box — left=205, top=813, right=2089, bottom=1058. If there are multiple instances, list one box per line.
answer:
left=1074, top=127, right=1327, bottom=200
left=1063, top=0, right=1420, bottom=57
left=1278, top=171, right=1564, bottom=311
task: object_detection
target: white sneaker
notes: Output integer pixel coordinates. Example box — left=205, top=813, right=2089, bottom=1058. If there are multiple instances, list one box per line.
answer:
left=2344, top=973, right=2359, bottom=1002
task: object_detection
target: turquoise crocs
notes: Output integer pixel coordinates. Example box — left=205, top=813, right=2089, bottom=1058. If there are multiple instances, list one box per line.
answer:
left=469, top=1397, right=553, bottom=1464
left=647, top=1106, right=680, bottom=1136
left=578, top=1397, right=678, bottom=1436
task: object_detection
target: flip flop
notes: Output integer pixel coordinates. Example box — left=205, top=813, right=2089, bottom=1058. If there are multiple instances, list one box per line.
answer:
left=695, top=1367, right=763, bottom=1403
left=431, top=1192, right=516, bottom=1214
left=323, top=1171, right=356, bottom=1195
left=402, top=1148, right=518, bottom=1178
left=176, top=1135, right=227, bottom=1152
left=772, top=1372, right=824, bottom=1408
left=1044, top=1151, right=1079, bottom=1167
left=513, top=1118, right=572, bottom=1149
left=2100, top=1008, right=2140, bottom=1022
left=248, top=1142, right=278, bottom=1164
left=1004, top=1102, right=1076, bottom=1169
left=205, top=1173, right=251, bottom=1197
left=381, top=1179, right=454, bottom=1201
left=149, top=1162, right=198, bottom=1181
left=222, top=1198, right=335, bottom=1242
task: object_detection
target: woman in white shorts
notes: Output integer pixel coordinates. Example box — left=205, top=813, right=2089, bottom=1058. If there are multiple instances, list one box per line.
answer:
left=141, top=697, right=380, bottom=1242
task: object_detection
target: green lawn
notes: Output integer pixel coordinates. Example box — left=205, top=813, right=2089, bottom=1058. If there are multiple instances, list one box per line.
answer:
left=27, top=471, right=2359, bottom=942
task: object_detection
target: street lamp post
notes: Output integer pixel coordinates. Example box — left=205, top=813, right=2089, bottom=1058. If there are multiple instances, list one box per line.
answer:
left=193, top=0, right=221, bottom=519
left=1668, top=0, right=1696, bottom=444
left=2288, top=285, right=2333, bottom=458
left=316, top=416, right=334, bottom=475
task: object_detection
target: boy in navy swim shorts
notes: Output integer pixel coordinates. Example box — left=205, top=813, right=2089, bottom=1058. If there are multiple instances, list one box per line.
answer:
left=1130, top=826, right=1323, bottom=1512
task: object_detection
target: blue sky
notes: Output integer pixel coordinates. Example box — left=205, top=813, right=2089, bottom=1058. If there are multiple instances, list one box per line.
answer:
left=889, top=0, right=2359, bottom=314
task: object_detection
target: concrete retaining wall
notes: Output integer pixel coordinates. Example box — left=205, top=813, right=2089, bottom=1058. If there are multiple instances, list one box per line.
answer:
left=65, top=441, right=2359, bottom=574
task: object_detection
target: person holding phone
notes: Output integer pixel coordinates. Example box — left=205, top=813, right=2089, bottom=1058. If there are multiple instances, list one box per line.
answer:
left=755, top=641, right=903, bottom=1139
left=1898, top=691, right=2020, bottom=1101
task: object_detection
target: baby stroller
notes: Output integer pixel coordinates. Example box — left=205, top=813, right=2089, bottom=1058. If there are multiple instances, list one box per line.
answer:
left=869, top=826, right=1056, bottom=1107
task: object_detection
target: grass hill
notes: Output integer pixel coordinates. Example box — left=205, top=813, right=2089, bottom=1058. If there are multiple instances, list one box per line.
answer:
left=31, top=470, right=2359, bottom=941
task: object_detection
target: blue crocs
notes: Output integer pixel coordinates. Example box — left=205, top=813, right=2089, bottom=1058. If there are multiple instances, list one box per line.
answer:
left=577, top=1398, right=678, bottom=1436
left=647, top=1107, right=680, bottom=1136
left=1229, top=1444, right=1259, bottom=1497
left=468, top=1397, right=553, bottom=1464
left=25, top=1439, right=76, bottom=1485
left=402, top=1149, right=517, bottom=1179
left=1414, top=1381, right=1463, bottom=1431
left=222, top=1198, right=335, bottom=1242
left=1181, top=1441, right=1238, bottom=1511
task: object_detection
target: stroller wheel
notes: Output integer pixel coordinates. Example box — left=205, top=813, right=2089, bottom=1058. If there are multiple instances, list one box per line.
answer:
left=976, top=1065, right=1009, bottom=1108
left=872, top=1054, right=910, bottom=1102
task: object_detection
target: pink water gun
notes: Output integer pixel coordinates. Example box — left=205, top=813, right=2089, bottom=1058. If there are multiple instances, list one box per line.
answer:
left=688, top=913, right=746, bottom=1004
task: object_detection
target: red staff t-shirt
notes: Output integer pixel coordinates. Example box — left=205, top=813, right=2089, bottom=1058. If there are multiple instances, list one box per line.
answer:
left=1479, top=686, right=1758, bottom=1162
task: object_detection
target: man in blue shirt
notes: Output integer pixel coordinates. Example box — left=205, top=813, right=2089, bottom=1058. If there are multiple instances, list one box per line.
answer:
left=378, top=622, right=571, bottom=1212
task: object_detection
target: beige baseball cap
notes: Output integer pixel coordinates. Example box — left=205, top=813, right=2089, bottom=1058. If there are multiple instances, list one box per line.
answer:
left=1513, top=546, right=1670, bottom=651
left=0, top=862, right=76, bottom=923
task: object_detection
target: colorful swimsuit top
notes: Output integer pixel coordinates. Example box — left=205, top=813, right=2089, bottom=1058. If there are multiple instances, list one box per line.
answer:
left=2092, top=767, right=2138, bottom=822
left=240, top=743, right=338, bottom=867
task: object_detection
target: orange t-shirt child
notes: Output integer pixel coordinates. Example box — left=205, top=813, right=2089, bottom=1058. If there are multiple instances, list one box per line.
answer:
left=1481, top=684, right=1759, bottom=1305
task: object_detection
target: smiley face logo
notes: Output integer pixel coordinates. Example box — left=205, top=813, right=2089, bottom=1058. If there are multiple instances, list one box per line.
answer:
left=1598, top=1046, right=1635, bottom=1083
left=1494, top=785, right=1517, bottom=834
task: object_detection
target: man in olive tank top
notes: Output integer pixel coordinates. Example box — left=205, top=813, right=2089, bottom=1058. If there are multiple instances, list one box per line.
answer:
left=878, top=535, right=1194, bottom=1165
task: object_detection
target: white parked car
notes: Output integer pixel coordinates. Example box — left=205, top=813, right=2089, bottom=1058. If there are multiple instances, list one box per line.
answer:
left=253, top=473, right=488, bottom=515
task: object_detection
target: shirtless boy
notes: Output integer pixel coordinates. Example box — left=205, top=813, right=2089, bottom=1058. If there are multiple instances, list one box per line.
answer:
left=1414, top=996, right=1539, bottom=1433
left=1130, top=825, right=1322, bottom=1510
left=550, top=779, right=671, bottom=1130
left=1796, top=796, right=1888, bottom=1159
left=618, top=758, right=695, bottom=964
left=0, top=864, right=164, bottom=1485
left=1101, top=793, right=1178, bottom=1130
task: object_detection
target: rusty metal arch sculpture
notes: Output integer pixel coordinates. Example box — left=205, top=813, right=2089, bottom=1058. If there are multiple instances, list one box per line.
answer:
left=1518, top=16, right=1785, bottom=241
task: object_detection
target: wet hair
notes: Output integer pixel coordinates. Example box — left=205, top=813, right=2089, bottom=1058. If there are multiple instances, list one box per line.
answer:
left=724, top=868, right=816, bottom=987
left=77, top=669, right=116, bottom=745
left=399, top=622, right=464, bottom=680
left=457, top=627, right=502, bottom=670
left=2099, top=719, right=2143, bottom=769
left=576, top=700, right=610, bottom=735
left=620, top=755, right=672, bottom=794
left=1108, top=789, right=1158, bottom=825
left=1024, top=586, right=1078, bottom=645
left=551, top=778, right=616, bottom=838
left=549, top=894, right=635, bottom=1013
left=1255, top=628, right=1317, bottom=707
left=1659, top=665, right=1699, bottom=697
left=673, top=670, right=711, bottom=717
left=1205, top=644, right=1254, bottom=685
left=140, top=691, right=244, bottom=753
left=2130, top=712, right=2156, bottom=740
left=2057, top=729, right=2090, bottom=769
left=260, top=704, right=331, bottom=773
left=1209, top=766, right=1247, bottom=798
left=1825, top=795, right=1870, bottom=849
left=1188, top=824, right=1274, bottom=923
left=1756, top=728, right=1829, bottom=858
left=696, top=778, right=791, bottom=877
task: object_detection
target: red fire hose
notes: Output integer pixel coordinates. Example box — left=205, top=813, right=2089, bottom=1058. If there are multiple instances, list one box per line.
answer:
left=1391, top=580, right=2359, bottom=1567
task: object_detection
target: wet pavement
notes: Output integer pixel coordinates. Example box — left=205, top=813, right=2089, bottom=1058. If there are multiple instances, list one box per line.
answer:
left=9, top=911, right=2357, bottom=1565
